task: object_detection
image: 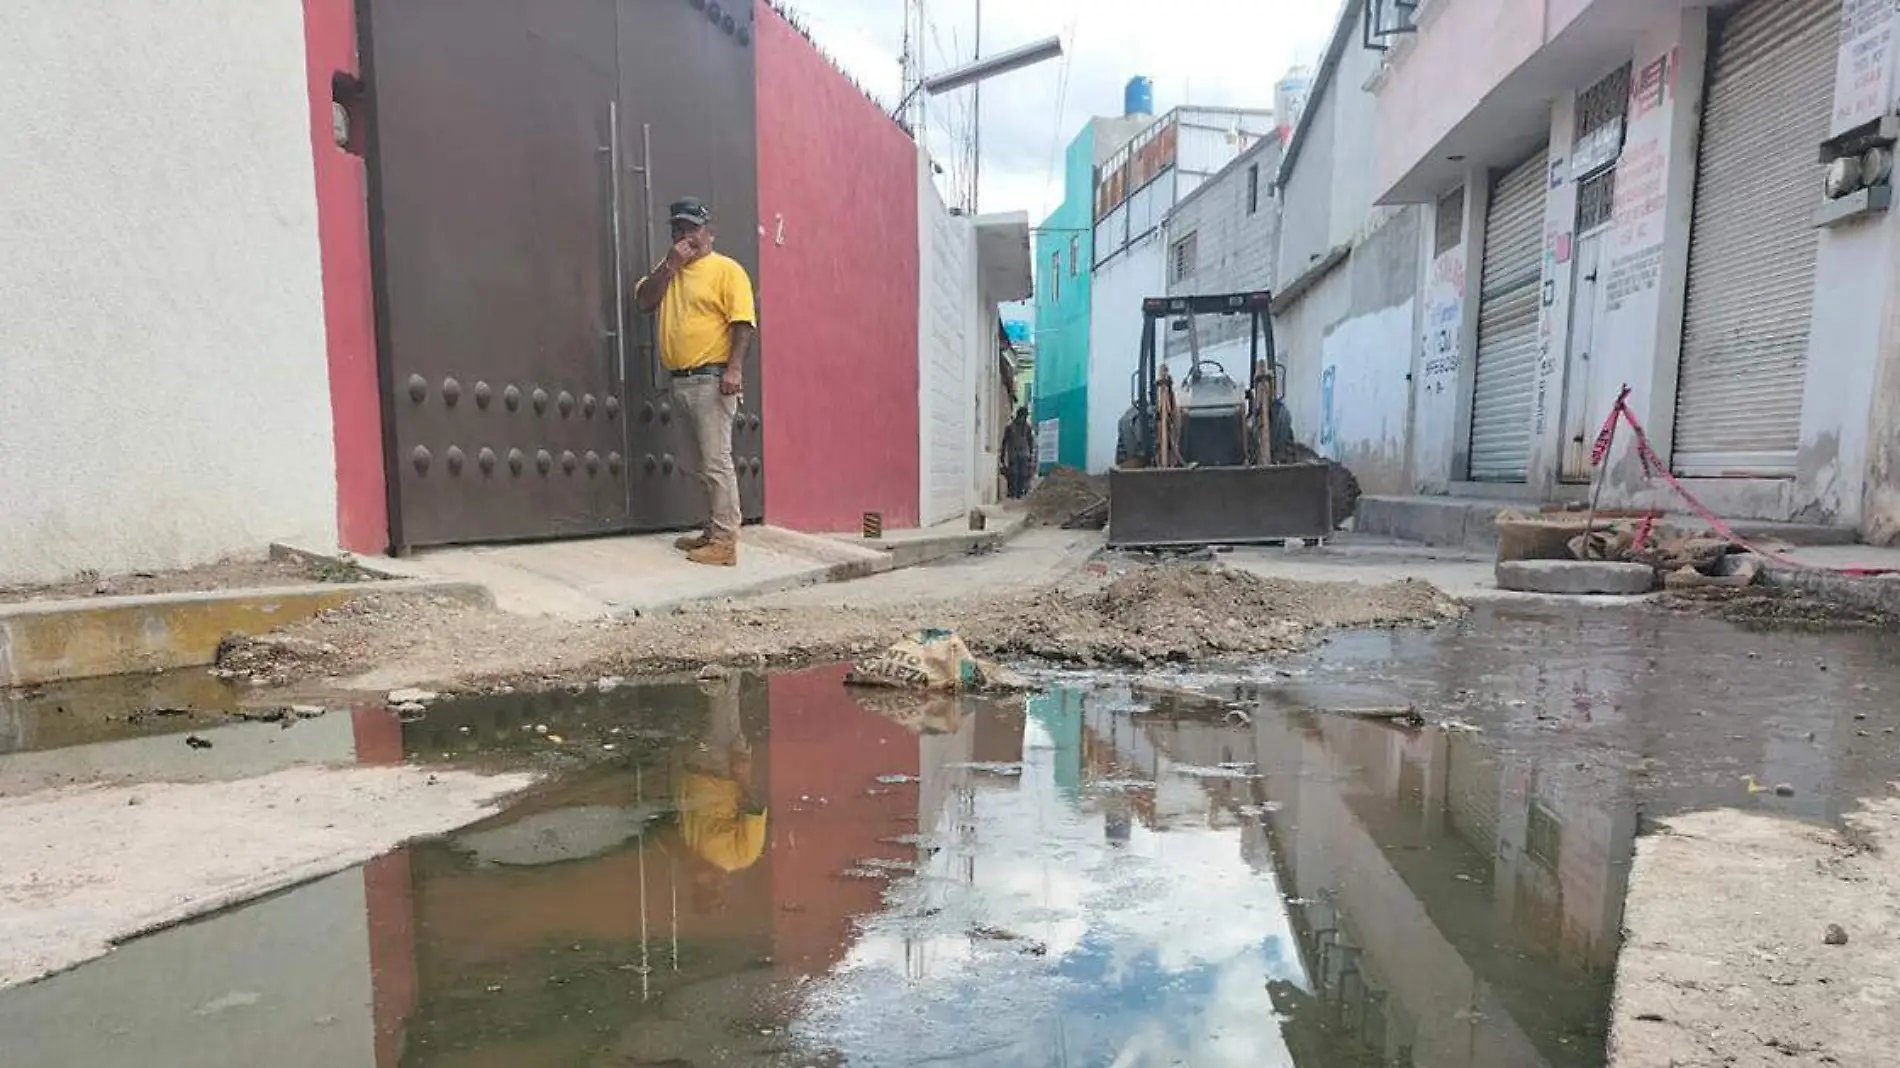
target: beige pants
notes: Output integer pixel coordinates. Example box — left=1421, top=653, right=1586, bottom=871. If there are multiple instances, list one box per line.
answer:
left=674, top=375, right=741, bottom=540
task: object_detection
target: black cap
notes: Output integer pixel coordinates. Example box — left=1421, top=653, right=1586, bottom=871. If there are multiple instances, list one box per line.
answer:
left=669, top=197, right=712, bottom=227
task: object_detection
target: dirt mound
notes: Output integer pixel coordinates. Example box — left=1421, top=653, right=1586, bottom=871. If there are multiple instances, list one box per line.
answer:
left=211, top=557, right=1465, bottom=693
left=1024, top=467, right=1107, bottom=526
left=970, top=564, right=1463, bottom=666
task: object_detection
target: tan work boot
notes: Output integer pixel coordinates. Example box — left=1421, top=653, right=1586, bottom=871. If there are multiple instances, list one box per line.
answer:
left=674, top=530, right=712, bottom=552
left=686, top=538, right=738, bottom=568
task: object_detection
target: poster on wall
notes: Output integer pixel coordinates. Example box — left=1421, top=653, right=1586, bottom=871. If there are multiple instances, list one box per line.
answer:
left=1037, top=420, right=1061, bottom=467
left=1833, top=0, right=1900, bottom=136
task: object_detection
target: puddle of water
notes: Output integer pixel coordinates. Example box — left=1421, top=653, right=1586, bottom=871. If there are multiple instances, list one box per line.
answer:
left=1301, top=601, right=1900, bottom=826
left=0, top=663, right=1623, bottom=1067
left=10, top=603, right=1900, bottom=1066
left=1, top=671, right=249, bottom=756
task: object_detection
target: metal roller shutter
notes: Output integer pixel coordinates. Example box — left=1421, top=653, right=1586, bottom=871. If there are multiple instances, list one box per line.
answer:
left=1674, top=0, right=1837, bottom=476
left=1468, top=151, right=1547, bottom=481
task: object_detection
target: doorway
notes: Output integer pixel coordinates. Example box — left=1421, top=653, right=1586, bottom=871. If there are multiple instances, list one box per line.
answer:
left=1559, top=228, right=1607, bottom=483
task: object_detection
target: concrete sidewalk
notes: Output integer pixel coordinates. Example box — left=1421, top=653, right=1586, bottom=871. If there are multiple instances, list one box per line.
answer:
left=361, top=511, right=1029, bottom=621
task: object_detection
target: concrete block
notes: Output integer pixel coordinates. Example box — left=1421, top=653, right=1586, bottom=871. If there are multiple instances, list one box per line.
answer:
left=1358, top=496, right=1474, bottom=547
left=1495, top=560, right=1658, bottom=596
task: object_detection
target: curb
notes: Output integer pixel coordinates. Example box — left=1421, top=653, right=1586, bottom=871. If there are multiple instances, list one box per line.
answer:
left=0, top=580, right=491, bottom=687
left=828, top=511, right=1030, bottom=570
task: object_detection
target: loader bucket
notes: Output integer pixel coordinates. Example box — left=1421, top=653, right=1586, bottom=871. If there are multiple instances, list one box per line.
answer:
left=1107, top=464, right=1334, bottom=549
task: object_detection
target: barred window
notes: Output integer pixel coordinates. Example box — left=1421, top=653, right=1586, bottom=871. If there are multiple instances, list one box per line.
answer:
left=1577, top=63, right=1632, bottom=140
left=1577, top=168, right=1617, bottom=232
left=1171, top=232, right=1198, bottom=283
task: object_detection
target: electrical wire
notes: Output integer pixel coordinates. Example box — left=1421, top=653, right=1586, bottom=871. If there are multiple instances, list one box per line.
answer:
left=1038, top=5, right=1083, bottom=222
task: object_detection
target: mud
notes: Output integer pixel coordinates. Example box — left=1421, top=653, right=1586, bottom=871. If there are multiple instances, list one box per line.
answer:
left=217, top=560, right=1465, bottom=694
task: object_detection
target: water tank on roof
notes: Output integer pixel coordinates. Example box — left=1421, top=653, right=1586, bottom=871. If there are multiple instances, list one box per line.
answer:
left=1124, top=76, right=1153, bottom=118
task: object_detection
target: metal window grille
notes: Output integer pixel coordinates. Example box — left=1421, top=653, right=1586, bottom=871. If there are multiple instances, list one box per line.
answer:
left=1172, top=232, right=1198, bottom=282
left=1577, top=63, right=1632, bottom=139
left=1577, top=168, right=1617, bottom=232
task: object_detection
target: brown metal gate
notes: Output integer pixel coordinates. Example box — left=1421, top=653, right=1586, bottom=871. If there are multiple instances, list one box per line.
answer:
left=362, top=0, right=764, bottom=551
left=618, top=0, right=765, bottom=532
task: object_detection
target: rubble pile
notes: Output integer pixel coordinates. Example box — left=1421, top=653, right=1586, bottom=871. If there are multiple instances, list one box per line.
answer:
left=972, top=564, right=1463, bottom=667
left=1024, top=467, right=1108, bottom=528
left=1495, top=510, right=1767, bottom=596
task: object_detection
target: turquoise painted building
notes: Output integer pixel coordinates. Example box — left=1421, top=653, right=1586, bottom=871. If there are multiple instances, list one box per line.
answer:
left=1034, top=114, right=1150, bottom=472
left=1032, top=126, right=1099, bottom=473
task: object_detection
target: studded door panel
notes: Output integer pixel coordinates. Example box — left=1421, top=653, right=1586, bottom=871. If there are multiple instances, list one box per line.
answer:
left=364, top=0, right=633, bottom=549
left=618, top=0, right=765, bottom=530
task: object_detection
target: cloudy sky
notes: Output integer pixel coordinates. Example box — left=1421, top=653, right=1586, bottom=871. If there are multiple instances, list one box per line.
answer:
left=778, top=0, right=1343, bottom=221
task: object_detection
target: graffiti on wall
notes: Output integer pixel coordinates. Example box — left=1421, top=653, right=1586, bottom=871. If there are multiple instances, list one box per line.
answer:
left=1422, top=251, right=1465, bottom=396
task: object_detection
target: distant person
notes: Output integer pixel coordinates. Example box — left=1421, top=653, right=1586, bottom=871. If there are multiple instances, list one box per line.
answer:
left=635, top=196, right=757, bottom=567
left=1002, top=407, right=1036, bottom=499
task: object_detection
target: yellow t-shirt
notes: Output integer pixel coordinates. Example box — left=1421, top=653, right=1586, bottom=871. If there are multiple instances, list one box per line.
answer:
left=678, top=770, right=767, bottom=873
left=647, top=252, right=756, bottom=371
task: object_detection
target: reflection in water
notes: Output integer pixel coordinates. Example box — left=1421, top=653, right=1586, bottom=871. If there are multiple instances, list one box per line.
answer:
left=0, top=663, right=1634, bottom=1067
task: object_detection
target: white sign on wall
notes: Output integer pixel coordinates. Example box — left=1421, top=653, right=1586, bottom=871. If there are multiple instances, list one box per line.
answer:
left=1037, top=419, right=1060, bottom=467
left=1832, top=0, right=1900, bottom=136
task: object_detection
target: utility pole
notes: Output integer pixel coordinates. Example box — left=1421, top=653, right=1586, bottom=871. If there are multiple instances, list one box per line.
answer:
left=971, top=0, right=981, bottom=214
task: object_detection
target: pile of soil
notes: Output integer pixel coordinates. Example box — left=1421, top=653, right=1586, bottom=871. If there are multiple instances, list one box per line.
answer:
left=1024, top=467, right=1108, bottom=526
left=215, top=559, right=1465, bottom=694
left=968, top=564, right=1463, bottom=667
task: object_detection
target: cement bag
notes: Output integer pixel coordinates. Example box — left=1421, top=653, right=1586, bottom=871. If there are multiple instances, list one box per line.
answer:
left=845, top=628, right=1028, bottom=693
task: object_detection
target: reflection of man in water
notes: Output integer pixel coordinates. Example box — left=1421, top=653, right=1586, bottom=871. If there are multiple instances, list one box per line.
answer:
left=675, top=674, right=767, bottom=913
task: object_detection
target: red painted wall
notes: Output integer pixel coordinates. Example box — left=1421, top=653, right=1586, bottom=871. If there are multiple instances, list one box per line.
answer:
left=302, top=0, right=387, bottom=554
left=756, top=5, right=921, bottom=531
left=766, top=665, right=919, bottom=976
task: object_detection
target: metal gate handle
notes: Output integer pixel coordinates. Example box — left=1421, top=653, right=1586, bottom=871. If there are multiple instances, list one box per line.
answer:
left=629, top=121, right=664, bottom=393
left=607, top=100, right=630, bottom=388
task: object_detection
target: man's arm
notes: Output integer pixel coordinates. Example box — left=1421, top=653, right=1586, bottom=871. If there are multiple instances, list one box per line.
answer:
left=719, top=262, right=759, bottom=395
left=634, top=260, right=675, bottom=313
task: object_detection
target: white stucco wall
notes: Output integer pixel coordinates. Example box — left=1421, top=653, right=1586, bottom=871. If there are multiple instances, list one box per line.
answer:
left=1085, top=239, right=1167, bottom=473
left=0, top=1, right=339, bottom=584
left=918, top=149, right=978, bottom=525
left=1272, top=1, right=1422, bottom=497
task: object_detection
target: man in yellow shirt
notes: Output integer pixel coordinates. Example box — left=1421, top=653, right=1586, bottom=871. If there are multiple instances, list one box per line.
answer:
left=634, top=197, right=757, bottom=567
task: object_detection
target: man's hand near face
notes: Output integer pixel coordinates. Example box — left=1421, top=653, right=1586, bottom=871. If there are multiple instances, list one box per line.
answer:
left=665, top=237, right=696, bottom=272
